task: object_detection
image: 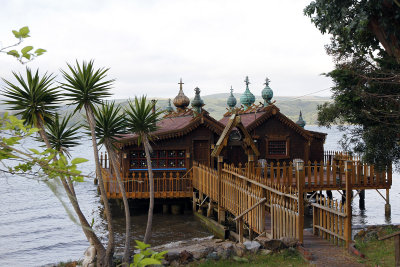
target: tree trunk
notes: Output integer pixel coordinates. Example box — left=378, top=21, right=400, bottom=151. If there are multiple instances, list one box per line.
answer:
left=36, top=117, right=107, bottom=262
left=85, top=104, right=115, bottom=266
left=143, top=135, right=154, bottom=244
left=106, top=141, right=131, bottom=265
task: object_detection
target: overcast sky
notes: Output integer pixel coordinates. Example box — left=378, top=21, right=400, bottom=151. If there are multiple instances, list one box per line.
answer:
left=0, top=0, right=334, bottom=100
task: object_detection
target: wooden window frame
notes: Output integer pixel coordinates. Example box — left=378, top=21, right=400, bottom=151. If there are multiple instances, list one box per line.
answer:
left=265, top=135, right=290, bottom=159
left=128, top=149, right=186, bottom=171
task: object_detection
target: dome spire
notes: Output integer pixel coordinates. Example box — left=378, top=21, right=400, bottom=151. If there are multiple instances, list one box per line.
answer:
left=227, top=86, right=237, bottom=109
left=261, top=77, right=273, bottom=106
left=240, top=76, right=255, bottom=109
left=296, top=111, right=306, bottom=128
left=165, top=98, right=174, bottom=113
left=173, top=78, right=190, bottom=110
left=191, top=87, right=204, bottom=114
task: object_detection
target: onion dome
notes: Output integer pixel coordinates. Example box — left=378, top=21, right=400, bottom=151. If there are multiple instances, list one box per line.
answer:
left=262, top=77, right=273, bottom=106
left=191, top=87, right=205, bottom=114
left=240, top=76, right=255, bottom=108
left=227, top=86, right=237, bottom=109
left=296, top=111, right=306, bottom=128
left=173, top=78, right=190, bottom=110
left=165, top=98, right=174, bottom=112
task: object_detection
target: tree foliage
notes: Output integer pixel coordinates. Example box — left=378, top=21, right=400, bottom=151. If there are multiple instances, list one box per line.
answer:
left=0, top=26, right=46, bottom=64
left=305, top=0, right=400, bottom=169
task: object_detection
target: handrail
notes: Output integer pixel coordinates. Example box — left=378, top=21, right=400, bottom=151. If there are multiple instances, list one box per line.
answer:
left=234, top=198, right=267, bottom=221
left=311, top=202, right=347, bottom=217
left=223, top=169, right=298, bottom=200
left=379, top=231, right=400, bottom=240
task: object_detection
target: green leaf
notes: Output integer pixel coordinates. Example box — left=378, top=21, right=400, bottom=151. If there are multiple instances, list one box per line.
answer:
left=29, top=148, right=40, bottom=155
left=7, top=50, right=20, bottom=58
left=19, top=26, right=30, bottom=38
left=12, top=30, right=21, bottom=38
left=133, top=253, right=145, bottom=265
left=135, top=240, right=151, bottom=250
left=139, top=258, right=161, bottom=266
left=35, top=48, right=46, bottom=56
left=21, top=46, right=33, bottom=54
left=22, top=53, right=31, bottom=60
left=71, top=157, right=88, bottom=164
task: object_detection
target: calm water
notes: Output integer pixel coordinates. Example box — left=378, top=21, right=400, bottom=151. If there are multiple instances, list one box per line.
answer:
left=0, top=126, right=399, bottom=266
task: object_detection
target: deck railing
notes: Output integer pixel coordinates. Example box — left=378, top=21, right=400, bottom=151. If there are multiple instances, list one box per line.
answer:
left=102, top=168, right=193, bottom=199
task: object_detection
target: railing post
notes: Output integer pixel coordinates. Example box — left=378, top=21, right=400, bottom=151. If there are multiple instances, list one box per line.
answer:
left=345, top=160, right=353, bottom=250
left=217, top=155, right=225, bottom=224
left=238, top=218, right=244, bottom=243
left=247, top=154, right=255, bottom=178
left=295, top=159, right=304, bottom=244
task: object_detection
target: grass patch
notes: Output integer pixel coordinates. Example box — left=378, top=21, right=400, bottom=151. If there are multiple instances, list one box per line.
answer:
left=188, top=249, right=309, bottom=267
left=355, top=226, right=398, bottom=267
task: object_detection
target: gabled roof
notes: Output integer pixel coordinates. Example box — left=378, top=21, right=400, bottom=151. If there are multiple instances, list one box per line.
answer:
left=212, top=113, right=260, bottom=158
left=117, top=108, right=225, bottom=147
left=220, top=104, right=327, bottom=141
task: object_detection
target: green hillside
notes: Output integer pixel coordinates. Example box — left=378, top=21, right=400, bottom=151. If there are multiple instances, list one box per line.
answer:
left=0, top=94, right=332, bottom=126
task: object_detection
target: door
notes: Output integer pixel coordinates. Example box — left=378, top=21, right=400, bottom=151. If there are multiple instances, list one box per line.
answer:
left=193, top=140, right=210, bottom=166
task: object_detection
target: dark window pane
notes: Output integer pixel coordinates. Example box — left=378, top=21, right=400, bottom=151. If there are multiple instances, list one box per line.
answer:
left=130, top=151, right=138, bottom=158
left=177, top=159, right=185, bottom=167
left=168, top=159, right=176, bottom=167
left=168, top=150, right=176, bottom=158
left=140, top=160, right=147, bottom=167
left=140, top=151, right=146, bottom=158
left=159, top=150, right=167, bottom=158
left=177, top=150, right=185, bottom=157
left=159, top=160, right=166, bottom=167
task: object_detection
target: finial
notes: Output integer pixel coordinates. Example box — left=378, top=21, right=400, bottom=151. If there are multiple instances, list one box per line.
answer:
left=296, top=110, right=306, bottom=128
left=165, top=98, right=174, bottom=112
left=191, top=87, right=205, bottom=114
left=262, top=76, right=273, bottom=106
left=227, top=86, right=237, bottom=109
left=173, top=78, right=190, bottom=110
left=240, top=76, right=255, bottom=109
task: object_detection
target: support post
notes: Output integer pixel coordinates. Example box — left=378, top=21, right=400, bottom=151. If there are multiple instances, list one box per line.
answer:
left=295, top=159, right=304, bottom=244
left=385, top=188, right=391, bottom=216
left=359, top=190, right=365, bottom=210
left=207, top=200, right=213, bottom=217
left=247, top=154, right=255, bottom=178
left=345, top=161, right=353, bottom=250
left=192, top=192, right=197, bottom=212
left=238, top=218, right=244, bottom=243
left=217, top=156, right=224, bottom=223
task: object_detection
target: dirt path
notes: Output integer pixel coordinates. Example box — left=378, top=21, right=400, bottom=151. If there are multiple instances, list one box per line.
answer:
left=303, top=229, right=365, bottom=267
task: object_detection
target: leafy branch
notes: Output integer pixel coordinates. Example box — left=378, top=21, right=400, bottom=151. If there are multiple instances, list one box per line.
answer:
left=0, top=26, right=46, bottom=64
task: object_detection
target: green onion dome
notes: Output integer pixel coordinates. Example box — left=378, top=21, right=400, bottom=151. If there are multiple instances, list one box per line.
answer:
left=296, top=111, right=306, bottom=128
left=191, top=87, right=204, bottom=113
left=262, top=77, right=273, bottom=106
left=240, top=76, right=255, bottom=108
left=227, top=86, right=237, bottom=109
left=165, top=98, right=174, bottom=112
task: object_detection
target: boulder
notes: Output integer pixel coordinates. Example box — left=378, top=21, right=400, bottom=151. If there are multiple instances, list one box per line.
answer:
left=261, top=239, right=288, bottom=251
left=82, top=239, right=96, bottom=267
left=206, top=251, right=219, bottom=260
left=279, top=237, right=298, bottom=248
left=191, top=245, right=214, bottom=260
left=259, top=249, right=273, bottom=256
left=355, top=229, right=366, bottom=239
left=179, top=250, right=193, bottom=264
left=233, top=243, right=246, bottom=257
left=165, top=251, right=180, bottom=262
left=243, top=241, right=261, bottom=253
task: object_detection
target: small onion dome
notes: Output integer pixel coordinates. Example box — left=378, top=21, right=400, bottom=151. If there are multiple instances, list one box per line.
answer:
left=296, top=111, right=306, bottom=128
left=227, top=86, right=237, bottom=109
left=191, top=87, right=205, bottom=113
left=173, top=78, right=190, bottom=110
left=240, top=76, right=255, bottom=108
left=262, top=77, right=273, bottom=106
left=165, top=98, right=174, bottom=112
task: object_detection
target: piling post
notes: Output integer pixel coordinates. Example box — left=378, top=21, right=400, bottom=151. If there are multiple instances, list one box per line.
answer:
left=359, top=190, right=365, bottom=210
left=295, top=159, right=304, bottom=244
left=192, top=192, right=197, bottom=212
left=385, top=188, right=391, bottom=216
left=344, top=160, right=353, bottom=250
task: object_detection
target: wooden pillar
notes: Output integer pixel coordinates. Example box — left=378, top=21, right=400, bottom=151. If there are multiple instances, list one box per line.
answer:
left=385, top=188, right=391, bottom=216
left=207, top=200, right=213, bottom=217
left=238, top=218, right=244, bottom=243
left=217, top=156, right=224, bottom=223
left=345, top=160, right=353, bottom=250
left=248, top=154, right=255, bottom=177
left=295, top=159, right=304, bottom=244
left=192, top=192, right=197, bottom=212
left=359, top=190, right=365, bottom=210
left=395, top=235, right=400, bottom=267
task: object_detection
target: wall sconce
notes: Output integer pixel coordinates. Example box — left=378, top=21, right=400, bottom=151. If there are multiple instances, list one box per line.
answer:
left=186, top=152, right=190, bottom=158
left=123, top=153, right=127, bottom=159
left=293, top=158, right=304, bottom=171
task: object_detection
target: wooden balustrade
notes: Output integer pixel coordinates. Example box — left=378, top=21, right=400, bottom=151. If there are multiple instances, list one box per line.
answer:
left=312, top=196, right=349, bottom=247
left=102, top=168, right=193, bottom=199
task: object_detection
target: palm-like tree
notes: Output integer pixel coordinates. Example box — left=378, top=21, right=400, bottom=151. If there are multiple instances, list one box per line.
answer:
left=94, top=102, right=131, bottom=264
left=61, top=60, right=115, bottom=266
left=46, top=112, right=106, bottom=256
left=2, top=68, right=61, bottom=147
left=125, top=96, right=162, bottom=244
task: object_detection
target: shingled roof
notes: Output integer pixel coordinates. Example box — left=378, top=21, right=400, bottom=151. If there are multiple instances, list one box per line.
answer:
left=117, top=108, right=225, bottom=147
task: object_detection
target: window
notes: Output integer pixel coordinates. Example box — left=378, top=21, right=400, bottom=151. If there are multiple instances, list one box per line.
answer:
left=268, top=141, right=286, bottom=155
left=129, top=149, right=186, bottom=170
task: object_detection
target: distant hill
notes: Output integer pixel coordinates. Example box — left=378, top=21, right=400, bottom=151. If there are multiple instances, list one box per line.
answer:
left=0, top=94, right=332, bottom=126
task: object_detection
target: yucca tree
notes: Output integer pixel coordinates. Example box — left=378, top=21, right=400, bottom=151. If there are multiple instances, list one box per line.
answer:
left=94, top=102, right=131, bottom=265
left=46, top=112, right=106, bottom=257
left=61, top=60, right=115, bottom=266
left=2, top=68, right=61, bottom=147
left=125, top=96, right=162, bottom=244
